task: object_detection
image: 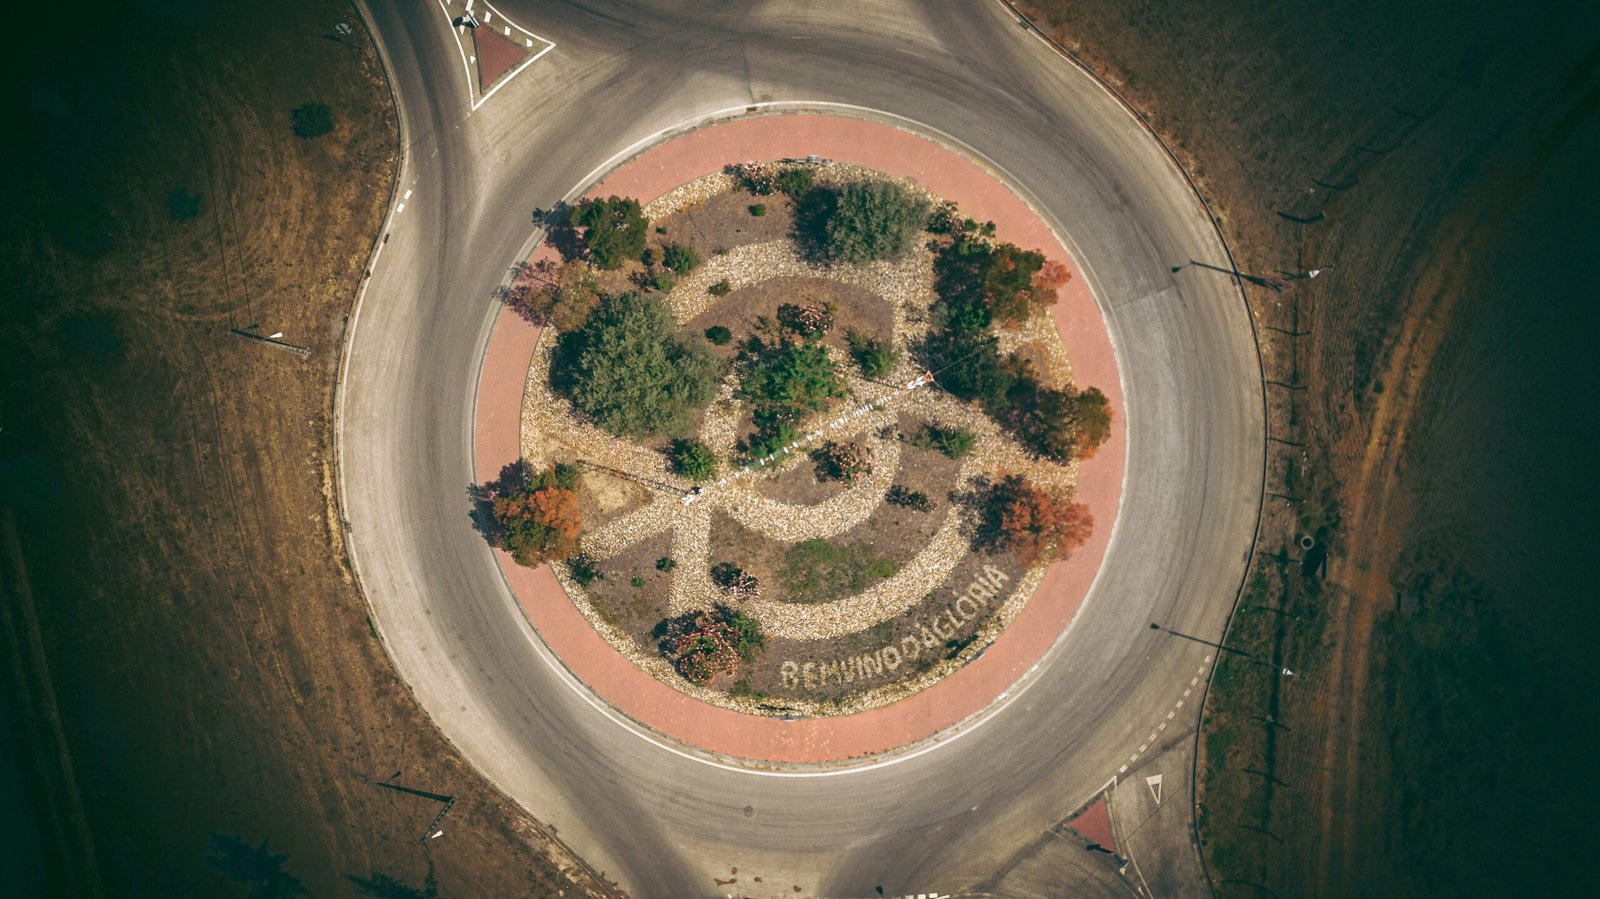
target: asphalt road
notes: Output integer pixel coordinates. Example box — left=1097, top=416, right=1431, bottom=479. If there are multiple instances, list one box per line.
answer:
left=338, top=2, right=1263, bottom=896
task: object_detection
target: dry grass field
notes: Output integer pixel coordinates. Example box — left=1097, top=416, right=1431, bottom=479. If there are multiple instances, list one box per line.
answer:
left=0, top=1, right=604, bottom=895
left=1017, top=1, right=1599, bottom=895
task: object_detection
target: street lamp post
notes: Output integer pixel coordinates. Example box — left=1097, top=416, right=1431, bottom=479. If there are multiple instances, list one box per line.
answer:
left=1149, top=622, right=1295, bottom=676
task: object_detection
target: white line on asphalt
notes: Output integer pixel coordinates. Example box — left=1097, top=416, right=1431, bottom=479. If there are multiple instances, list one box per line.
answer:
left=395, top=203, right=405, bottom=212
left=403, top=189, right=413, bottom=200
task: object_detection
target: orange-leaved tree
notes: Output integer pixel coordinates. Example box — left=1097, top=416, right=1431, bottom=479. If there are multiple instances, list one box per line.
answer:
left=488, top=464, right=582, bottom=567
left=977, top=474, right=1094, bottom=567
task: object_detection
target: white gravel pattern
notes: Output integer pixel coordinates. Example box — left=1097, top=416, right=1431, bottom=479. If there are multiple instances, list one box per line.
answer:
left=516, top=166, right=1089, bottom=714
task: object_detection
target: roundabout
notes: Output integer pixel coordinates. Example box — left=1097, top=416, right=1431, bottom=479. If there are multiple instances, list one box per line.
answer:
left=475, top=115, right=1126, bottom=760
left=341, top=2, right=1264, bottom=894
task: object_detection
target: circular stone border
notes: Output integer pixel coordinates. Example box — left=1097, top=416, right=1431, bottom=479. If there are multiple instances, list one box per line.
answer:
left=473, top=112, right=1126, bottom=765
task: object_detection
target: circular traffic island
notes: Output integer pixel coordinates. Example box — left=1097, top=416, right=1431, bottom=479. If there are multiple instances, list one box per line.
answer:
left=474, top=115, right=1126, bottom=762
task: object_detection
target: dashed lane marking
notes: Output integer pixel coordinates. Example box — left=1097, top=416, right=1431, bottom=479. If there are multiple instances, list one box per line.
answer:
left=1109, top=654, right=1212, bottom=779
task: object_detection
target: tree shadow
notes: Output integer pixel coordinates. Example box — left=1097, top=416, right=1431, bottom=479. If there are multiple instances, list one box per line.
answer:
left=204, top=833, right=308, bottom=897
left=534, top=202, right=586, bottom=262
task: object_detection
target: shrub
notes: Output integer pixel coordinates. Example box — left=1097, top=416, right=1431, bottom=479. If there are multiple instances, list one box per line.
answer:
left=662, top=242, right=701, bottom=273
left=934, top=236, right=1055, bottom=326
left=972, top=474, right=1093, bottom=566
left=887, top=485, right=932, bottom=512
left=509, top=260, right=601, bottom=331
left=746, top=420, right=799, bottom=461
left=574, top=196, right=648, bottom=270
left=710, top=562, right=761, bottom=599
left=908, top=423, right=975, bottom=459
left=708, top=280, right=733, bottom=298
left=818, top=180, right=930, bottom=265
left=566, top=554, right=601, bottom=585
left=775, top=166, right=815, bottom=199
left=290, top=102, right=333, bottom=139
left=648, top=270, right=676, bottom=293
left=926, top=200, right=962, bottom=235
left=660, top=606, right=761, bottom=684
left=670, top=438, right=718, bottom=482
left=777, top=302, right=834, bottom=340
left=554, top=292, right=720, bottom=438
left=704, top=324, right=733, bottom=344
left=630, top=575, right=645, bottom=587
left=996, top=359, right=1113, bottom=461
left=814, top=440, right=873, bottom=485
left=656, top=557, right=677, bottom=572
left=749, top=203, right=768, bottom=217
left=847, top=330, right=900, bottom=379
left=724, top=162, right=777, bottom=195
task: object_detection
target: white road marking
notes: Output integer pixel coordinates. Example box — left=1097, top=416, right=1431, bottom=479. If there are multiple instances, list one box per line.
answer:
left=395, top=203, right=405, bottom=212
left=403, top=189, right=413, bottom=200
left=1166, top=710, right=1175, bottom=719
left=1147, top=773, right=1163, bottom=805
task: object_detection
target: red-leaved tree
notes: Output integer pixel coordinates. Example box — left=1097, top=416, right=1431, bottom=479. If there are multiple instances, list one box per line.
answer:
left=978, top=474, right=1094, bottom=566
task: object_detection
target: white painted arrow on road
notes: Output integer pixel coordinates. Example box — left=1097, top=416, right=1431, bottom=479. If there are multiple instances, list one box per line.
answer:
left=1147, top=774, right=1163, bottom=806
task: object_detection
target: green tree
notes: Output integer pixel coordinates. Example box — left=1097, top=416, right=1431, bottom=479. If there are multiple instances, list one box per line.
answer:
left=924, top=326, right=1013, bottom=408
left=741, top=341, right=844, bottom=414
left=819, top=180, right=931, bottom=264
left=574, top=196, right=648, bottom=269
left=670, top=438, right=718, bottom=482
left=290, top=102, right=333, bottom=139
left=555, top=293, right=719, bottom=437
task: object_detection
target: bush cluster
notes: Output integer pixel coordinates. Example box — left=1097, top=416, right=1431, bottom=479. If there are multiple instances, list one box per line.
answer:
left=814, top=440, right=873, bottom=485
left=921, top=231, right=1110, bottom=461
left=738, top=340, right=845, bottom=460
left=659, top=606, right=763, bottom=684
left=805, top=180, right=931, bottom=265
left=776, top=301, right=835, bottom=340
